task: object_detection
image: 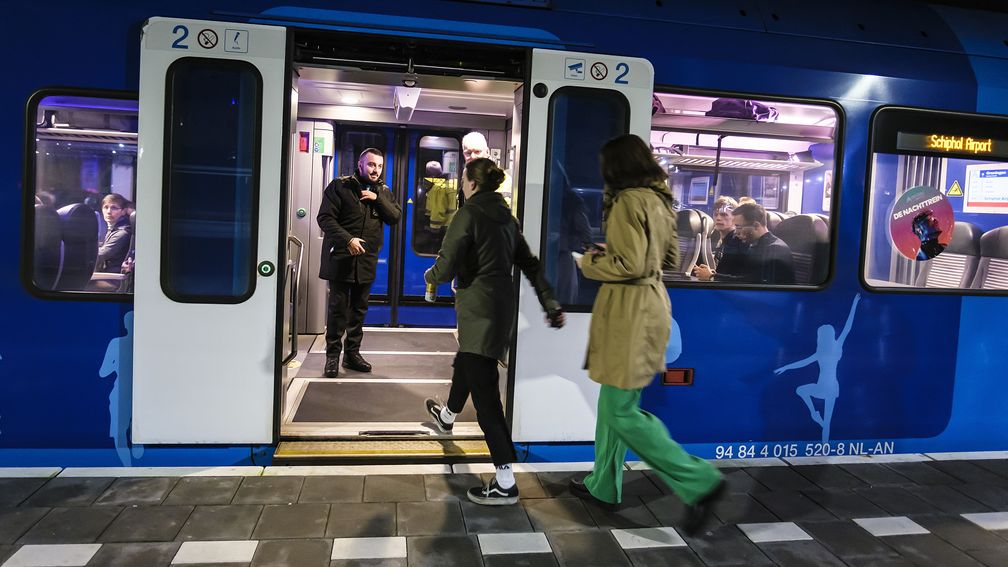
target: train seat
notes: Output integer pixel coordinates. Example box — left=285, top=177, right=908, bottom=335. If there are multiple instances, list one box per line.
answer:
left=773, top=214, right=829, bottom=285
left=696, top=209, right=714, bottom=267
left=765, top=210, right=784, bottom=233
left=34, top=204, right=63, bottom=290
left=914, top=221, right=982, bottom=288
left=55, top=203, right=99, bottom=291
left=676, top=208, right=706, bottom=275
left=969, top=226, right=1008, bottom=290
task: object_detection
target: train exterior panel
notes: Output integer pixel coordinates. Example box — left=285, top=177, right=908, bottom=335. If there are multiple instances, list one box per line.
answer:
left=2, top=0, right=1007, bottom=466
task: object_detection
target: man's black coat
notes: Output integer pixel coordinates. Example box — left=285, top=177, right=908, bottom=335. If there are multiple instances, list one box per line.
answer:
left=317, top=174, right=402, bottom=283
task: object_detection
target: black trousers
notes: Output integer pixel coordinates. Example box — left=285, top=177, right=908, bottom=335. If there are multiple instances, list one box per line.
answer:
left=325, top=280, right=372, bottom=358
left=447, top=352, right=516, bottom=467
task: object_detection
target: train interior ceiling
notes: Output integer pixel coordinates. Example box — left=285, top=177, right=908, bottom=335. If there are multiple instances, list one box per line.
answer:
left=282, top=63, right=522, bottom=440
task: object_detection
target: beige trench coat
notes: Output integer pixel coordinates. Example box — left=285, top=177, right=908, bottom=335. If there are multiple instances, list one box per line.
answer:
left=580, top=186, right=679, bottom=390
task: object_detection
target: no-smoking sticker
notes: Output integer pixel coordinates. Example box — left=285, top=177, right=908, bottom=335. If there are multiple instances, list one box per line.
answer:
left=197, top=29, right=218, bottom=49
left=590, top=61, right=608, bottom=80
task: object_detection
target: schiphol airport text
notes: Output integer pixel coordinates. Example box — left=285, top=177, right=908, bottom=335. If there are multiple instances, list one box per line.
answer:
left=714, top=441, right=896, bottom=459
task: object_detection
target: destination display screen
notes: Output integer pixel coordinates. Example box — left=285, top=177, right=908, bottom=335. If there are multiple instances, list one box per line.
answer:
left=896, top=132, right=1008, bottom=159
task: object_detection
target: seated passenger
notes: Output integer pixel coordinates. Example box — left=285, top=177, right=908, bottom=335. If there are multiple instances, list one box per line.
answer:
left=699, top=202, right=795, bottom=284
left=738, top=195, right=756, bottom=206
left=95, top=194, right=132, bottom=273
left=692, top=196, right=747, bottom=280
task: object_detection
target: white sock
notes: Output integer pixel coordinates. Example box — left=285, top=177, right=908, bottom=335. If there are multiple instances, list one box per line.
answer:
left=495, top=464, right=515, bottom=489
left=440, top=407, right=456, bottom=424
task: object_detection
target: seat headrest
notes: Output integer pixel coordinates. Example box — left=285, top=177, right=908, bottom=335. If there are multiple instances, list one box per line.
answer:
left=676, top=209, right=705, bottom=235
left=979, top=226, right=1008, bottom=259
left=773, top=214, right=828, bottom=251
left=946, top=222, right=982, bottom=256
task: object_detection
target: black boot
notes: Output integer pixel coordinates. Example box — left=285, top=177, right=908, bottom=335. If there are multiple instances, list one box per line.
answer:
left=324, top=356, right=339, bottom=378
left=681, top=479, right=726, bottom=536
left=342, top=352, right=372, bottom=373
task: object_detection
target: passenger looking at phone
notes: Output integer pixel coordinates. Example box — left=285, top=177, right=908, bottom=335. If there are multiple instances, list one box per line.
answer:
left=317, top=148, right=402, bottom=378
left=695, top=202, right=795, bottom=285
left=692, top=195, right=747, bottom=281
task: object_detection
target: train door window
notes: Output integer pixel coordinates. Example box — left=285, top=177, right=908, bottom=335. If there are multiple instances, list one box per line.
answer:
left=413, top=135, right=461, bottom=257
left=23, top=90, right=138, bottom=298
left=162, top=58, right=262, bottom=302
left=862, top=107, right=1008, bottom=293
left=652, top=92, right=841, bottom=288
left=543, top=88, right=630, bottom=308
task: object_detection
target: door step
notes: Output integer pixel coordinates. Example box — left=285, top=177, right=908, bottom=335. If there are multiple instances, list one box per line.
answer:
left=273, top=439, right=491, bottom=465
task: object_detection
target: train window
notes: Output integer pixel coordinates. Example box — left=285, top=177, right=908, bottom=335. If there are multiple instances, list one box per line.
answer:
left=413, top=135, right=461, bottom=257
left=162, top=58, right=262, bottom=303
left=863, top=107, right=1008, bottom=293
left=23, top=90, right=138, bottom=299
left=543, top=87, right=630, bottom=310
left=652, top=92, right=840, bottom=288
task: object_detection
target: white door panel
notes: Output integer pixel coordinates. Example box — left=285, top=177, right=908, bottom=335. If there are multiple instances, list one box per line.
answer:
left=133, top=18, right=287, bottom=443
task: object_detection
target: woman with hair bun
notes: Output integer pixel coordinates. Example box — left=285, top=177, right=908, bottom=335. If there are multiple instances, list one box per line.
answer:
left=425, top=157, right=565, bottom=506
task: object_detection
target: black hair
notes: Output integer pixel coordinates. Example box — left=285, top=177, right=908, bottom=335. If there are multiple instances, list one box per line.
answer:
left=464, top=157, right=505, bottom=193
left=599, top=134, right=667, bottom=190
left=732, top=202, right=768, bottom=226
left=359, top=147, right=384, bottom=160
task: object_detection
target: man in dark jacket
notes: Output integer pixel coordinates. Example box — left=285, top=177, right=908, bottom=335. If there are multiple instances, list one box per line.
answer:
left=715, top=202, right=795, bottom=285
left=317, top=148, right=402, bottom=377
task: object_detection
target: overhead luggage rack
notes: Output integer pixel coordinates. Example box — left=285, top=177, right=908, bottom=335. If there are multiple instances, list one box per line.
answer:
left=652, top=114, right=835, bottom=143
left=656, top=152, right=823, bottom=172
left=36, top=127, right=138, bottom=145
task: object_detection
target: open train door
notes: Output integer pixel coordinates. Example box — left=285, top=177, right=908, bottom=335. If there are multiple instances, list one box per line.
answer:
left=133, top=18, right=288, bottom=443
left=512, top=49, right=654, bottom=442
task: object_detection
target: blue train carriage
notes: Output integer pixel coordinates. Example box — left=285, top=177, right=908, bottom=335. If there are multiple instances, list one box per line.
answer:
left=7, top=1, right=1008, bottom=466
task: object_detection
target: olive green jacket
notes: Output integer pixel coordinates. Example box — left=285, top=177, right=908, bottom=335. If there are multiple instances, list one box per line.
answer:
left=425, top=191, right=560, bottom=360
left=580, top=186, right=679, bottom=390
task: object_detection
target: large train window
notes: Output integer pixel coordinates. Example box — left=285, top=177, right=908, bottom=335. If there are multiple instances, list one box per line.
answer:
left=863, top=107, right=1008, bottom=293
left=543, top=87, right=630, bottom=308
left=413, top=135, right=460, bottom=257
left=652, top=92, right=841, bottom=288
left=161, top=58, right=262, bottom=303
left=23, top=90, right=138, bottom=299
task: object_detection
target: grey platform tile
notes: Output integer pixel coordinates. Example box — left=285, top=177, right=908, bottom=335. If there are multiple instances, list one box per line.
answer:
left=331, top=536, right=406, bottom=560
left=955, top=484, right=1008, bottom=509
left=251, top=538, right=331, bottom=567
left=791, top=464, right=866, bottom=489
left=840, top=464, right=913, bottom=486
left=86, top=542, right=181, bottom=566
left=330, top=559, right=406, bottom=567
left=757, top=540, right=847, bottom=567
left=94, top=477, right=178, bottom=506
left=800, top=488, right=888, bottom=519
left=406, top=535, right=482, bottom=567
left=968, top=459, right=1008, bottom=480
left=799, top=520, right=899, bottom=559
left=719, top=468, right=767, bottom=494
left=913, top=514, right=1008, bottom=551
left=176, top=505, right=263, bottom=541
left=750, top=490, right=834, bottom=522
left=4, top=543, right=101, bottom=566
left=854, top=516, right=930, bottom=537
left=325, top=503, right=396, bottom=538
left=0, top=544, right=15, bottom=565
left=884, top=462, right=961, bottom=485
left=19, top=507, right=122, bottom=544
left=0, top=479, right=47, bottom=507
left=396, top=501, right=464, bottom=536
left=546, top=530, right=631, bottom=567
left=363, top=475, right=425, bottom=503
left=611, top=526, right=685, bottom=549
left=851, top=486, right=940, bottom=516
left=711, top=493, right=778, bottom=525
left=743, top=467, right=819, bottom=492
left=100, top=505, right=193, bottom=542
left=460, top=501, right=533, bottom=534
left=641, top=494, right=692, bottom=528
left=24, top=477, right=114, bottom=507
left=967, top=544, right=1008, bottom=567
left=738, top=522, right=812, bottom=543
left=930, top=461, right=1008, bottom=485
left=961, top=511, right=1008, bottom=531
left=681, top=523, right=774, bottom=567
left=0, top=508, right=50, bottom=544
left=233, top=477, right=303, bottom=505
left=618, top=471, right=663, bottom=498
left=884, top=534, right=987, bottom=566
left=906, top=485, right=992, bottom=514
left=582, top=496, right=659, bottom=530
left=482, top=554, right=558, bottom=567
left=480, top=473, right=549, bottom=500
left=522, top=498, right=596, bottom=532
left=252, top=503, right=329, bottom=540
left=172, top=540, right=258, bottom=564
left=477, top=532, right=551, bottom=555
left=534, top=472, right=579, bottom=498
left=164, top=477, right=242, bottom=506
left=423, top=474, right=480, bottom=501
left=299, top=476, right=365, bottom=504
left=623, top=547, right=703, bottom=567
left=843, top=556, right=916, bottom=567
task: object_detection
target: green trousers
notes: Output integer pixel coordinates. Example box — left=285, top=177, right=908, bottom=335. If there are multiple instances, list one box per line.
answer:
left=583, top=385, right=722, bottom=505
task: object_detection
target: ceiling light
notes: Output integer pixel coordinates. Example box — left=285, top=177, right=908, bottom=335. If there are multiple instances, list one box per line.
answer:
left=341, top=92, right=361, bottom=104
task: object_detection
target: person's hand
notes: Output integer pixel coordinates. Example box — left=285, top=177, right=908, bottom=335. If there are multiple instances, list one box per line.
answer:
left=692, top=264, right=713, bottom=281
left=546, top=308, right=565, bottom=329
left=348, top=238, right=366, bottom=256
left=587, top=242, right=606, bottom=254
left=121, top=256, right=134, bottom=274
left=773, top=367, right=785, bottom=375
left=360, top=189, right=378, bottom=201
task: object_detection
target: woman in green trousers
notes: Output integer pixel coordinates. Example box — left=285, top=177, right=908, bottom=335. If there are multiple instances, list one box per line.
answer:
left=573, top=134, right=724, bottom=535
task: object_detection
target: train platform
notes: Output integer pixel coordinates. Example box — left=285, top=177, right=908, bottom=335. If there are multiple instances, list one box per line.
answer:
left=1, top=453, right=1007, bottom=566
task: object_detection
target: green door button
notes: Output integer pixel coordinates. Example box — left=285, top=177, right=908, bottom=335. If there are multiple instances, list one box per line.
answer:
left=296, top=207, right=307, bottom=218
left=258, top=261, right=276, bottom=277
